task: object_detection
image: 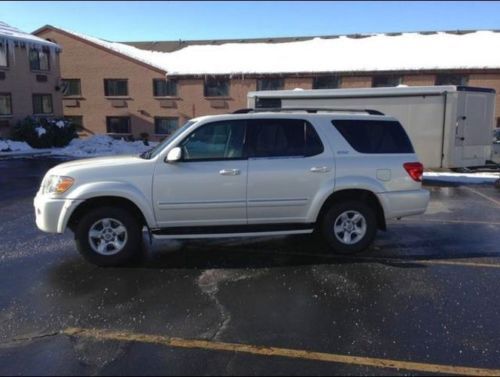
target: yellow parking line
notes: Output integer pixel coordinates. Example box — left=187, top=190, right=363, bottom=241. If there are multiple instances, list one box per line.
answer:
left=348, top=256, right=500, bottom=269
left=63, top=327, right=500, bottom=376
left=463, top=186, right=500, bottom=207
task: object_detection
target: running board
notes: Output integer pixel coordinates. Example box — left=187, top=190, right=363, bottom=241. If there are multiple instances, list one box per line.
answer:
left=151, top=223, right=314, bottom=239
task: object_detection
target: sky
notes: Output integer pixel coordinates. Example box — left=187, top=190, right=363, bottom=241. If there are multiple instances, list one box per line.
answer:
left=2, top=1, right=500, bottom=42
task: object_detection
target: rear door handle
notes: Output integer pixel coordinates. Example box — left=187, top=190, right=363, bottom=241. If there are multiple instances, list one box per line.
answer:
left=219, top=169, right=241, bottom=176
left=310, top=166, right=330, bottom=173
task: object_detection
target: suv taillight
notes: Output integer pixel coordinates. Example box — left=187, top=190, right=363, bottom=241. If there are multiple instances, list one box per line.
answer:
left=403, top=162, right=423, bottom=182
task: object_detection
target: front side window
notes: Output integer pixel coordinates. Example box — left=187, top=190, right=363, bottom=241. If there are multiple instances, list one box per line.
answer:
left=247, top=119, right=324, bottom=158
left=0, top=94, right=12, bottom=115
left=333, top=119, right=414, bottom=154
left=62, top=79, right=81, bottom=96
left=29, top=49, right=50, bottom=71
left=256, top=78, right=284, bottom=91
left=153, top=79, right=177, bottom=96
left=33, top=94, right=53, bottom=114
left=104, top=79, right=128, bottom=96
left=106, top=116, right=130, bottom=134
left=155, top=117, right=178, bottom=135
left=313, top=76, right=341, bottom=89
left=180, top=120, right=246, bottom=160
left=0, top=42, right=8, bottom=67
left=204, top=77, right=229, bottom=97
left=435, top=74, right=469, bottom=86
left=372, top=75, right=402, bottom=87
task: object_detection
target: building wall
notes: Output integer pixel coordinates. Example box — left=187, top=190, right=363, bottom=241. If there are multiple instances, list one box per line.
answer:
left=0, top=43, right=63, bottom=137
left=35, top=28, right=500, bottom=140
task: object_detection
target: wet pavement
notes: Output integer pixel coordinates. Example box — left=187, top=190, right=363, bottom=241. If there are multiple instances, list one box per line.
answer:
left=0, top=157, right=499, bottom=376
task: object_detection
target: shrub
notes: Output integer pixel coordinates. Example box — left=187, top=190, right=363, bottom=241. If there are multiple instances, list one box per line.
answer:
left=11, top=116, right=78, bottom=148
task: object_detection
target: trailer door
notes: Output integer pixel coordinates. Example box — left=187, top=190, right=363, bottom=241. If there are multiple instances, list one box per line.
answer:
left=457, top=92, right=495, bottom=162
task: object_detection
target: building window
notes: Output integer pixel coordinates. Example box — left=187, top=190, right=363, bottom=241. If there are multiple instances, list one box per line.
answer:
left=154, top=117, right=178, bottom=135
left=106, top=116, right=131, bottom=134
left=33, top=94, right=53, bottom=114
left=435, top=74, right=469, bottom=86
left=0, top=94, right=12, bottom=115
left=313, top=76, right=341, bottom=89
left=153, top=79, right=177, bottom=97
left=204, top=77, right=229, bottom=97
left=256, top=78, right=284, bottom=91
left=29, top=48, right=50, bottom=71
left=104, top=79, right=128, bottom=96
left=64, top=116, right=83, bottom=131
left=62, top=79, right=81, bottom=96
left=0, top=42, right=8, bottom=67
left=372, top=75, right=402, bottom=87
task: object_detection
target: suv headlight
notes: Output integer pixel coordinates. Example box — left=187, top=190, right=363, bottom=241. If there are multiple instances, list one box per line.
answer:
left=43, top=175, right=75, bottom=194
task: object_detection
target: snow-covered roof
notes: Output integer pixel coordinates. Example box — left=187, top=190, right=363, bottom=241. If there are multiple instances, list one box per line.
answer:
left=0, top=21, right=59, bottom=50
left=46, top=26, right=500, bottom=76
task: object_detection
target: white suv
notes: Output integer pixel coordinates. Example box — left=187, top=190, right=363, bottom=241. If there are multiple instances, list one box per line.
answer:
left=34, top=110, right=429, bottom=266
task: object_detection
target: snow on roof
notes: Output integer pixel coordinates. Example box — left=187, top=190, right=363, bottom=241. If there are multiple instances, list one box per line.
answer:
left=53, top=27, right=500, bottom=76
left=0, top=21, right=59, bottom=49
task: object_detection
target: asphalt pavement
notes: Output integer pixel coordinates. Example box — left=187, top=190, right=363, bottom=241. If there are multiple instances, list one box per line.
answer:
left=0, top=157, right=499, bottom=376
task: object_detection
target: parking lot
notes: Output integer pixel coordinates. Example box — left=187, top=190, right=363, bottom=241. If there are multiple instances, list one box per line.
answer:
left=0, top=157, right=499, bottom=376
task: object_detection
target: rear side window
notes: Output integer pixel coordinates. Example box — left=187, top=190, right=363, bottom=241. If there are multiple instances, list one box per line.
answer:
left=332, top=119, right=414, bottom=154
left=247, top=119, right=324, bottom=158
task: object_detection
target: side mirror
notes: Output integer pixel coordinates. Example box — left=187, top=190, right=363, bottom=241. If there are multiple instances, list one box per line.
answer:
left=166, top=147, right=182, bottom=163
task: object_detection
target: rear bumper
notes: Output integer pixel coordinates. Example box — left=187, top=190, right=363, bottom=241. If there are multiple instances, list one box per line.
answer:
left=34, top=193, right=82, bottom=233
left=377, top=189, right=430, bottom=219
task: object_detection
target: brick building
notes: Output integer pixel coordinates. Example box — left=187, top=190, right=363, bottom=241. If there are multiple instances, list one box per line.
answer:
left=33, top=25, right=500, bottom=139
left=0, top=21, right=63, bottom=137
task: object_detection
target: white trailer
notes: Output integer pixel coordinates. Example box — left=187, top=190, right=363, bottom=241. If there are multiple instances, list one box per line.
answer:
left=247, top=86, right=496, bottom=169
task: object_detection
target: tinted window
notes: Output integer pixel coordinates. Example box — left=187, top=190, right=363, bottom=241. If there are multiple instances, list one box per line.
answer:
left=181, top=120, right=245, bottom=160
left=33, top=94, right=53, bottom=114
left=155, top=117, right=178, bottom=135
left=106, top=117, right=130, bottom=134
left=333, top=119, right=414, bottom=154
left=313, top=76, right=341, bottom=89
left=372, top=75, right=402, bottom=87
left=247, top=119, right=324, bottom=158
left=104, top=79, right=128, bottom=96
left=62, top=79, right=81, bottom=96
left=153, top=79, right=177, bottom=96
left=435, top=74, right=468, bottom=86
left=0, top=94, right=12, bottom=115
left=257, top=78, right=284, bottom=91
left=204, top=77, right=229, bottom=97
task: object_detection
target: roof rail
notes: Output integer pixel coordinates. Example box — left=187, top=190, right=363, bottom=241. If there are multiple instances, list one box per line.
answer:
left=232, top=107, right=385, bottom=115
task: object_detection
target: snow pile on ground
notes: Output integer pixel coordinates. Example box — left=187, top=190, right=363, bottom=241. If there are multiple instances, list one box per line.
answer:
left=59, top=26, right=500, bottom=75
left=0, top=139, right=34, bottom=153
left=52, top=135, right=156, bottom=157
left=423, top=171, right=500, bottom=185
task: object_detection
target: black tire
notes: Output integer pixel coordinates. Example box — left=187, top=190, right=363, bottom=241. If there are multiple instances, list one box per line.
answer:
left=74, top=206, right=143, bottom=267
left=320, top=201, right=377, bottom=254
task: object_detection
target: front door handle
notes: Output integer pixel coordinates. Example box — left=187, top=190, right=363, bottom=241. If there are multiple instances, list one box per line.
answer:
left=219, top=169, right=241, bottom=176
left=310, top=166, right=330, bottom=173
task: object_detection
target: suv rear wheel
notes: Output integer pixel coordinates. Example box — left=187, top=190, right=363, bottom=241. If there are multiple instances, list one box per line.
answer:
left=321, top=201, right=377, bottom=254
left=74, top=206, right=143, bottom=266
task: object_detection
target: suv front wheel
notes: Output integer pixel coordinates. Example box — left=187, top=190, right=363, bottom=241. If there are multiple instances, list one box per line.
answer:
left=74, top=206, right=143, bottom=266
left=321, top=201, right=377, bottom=254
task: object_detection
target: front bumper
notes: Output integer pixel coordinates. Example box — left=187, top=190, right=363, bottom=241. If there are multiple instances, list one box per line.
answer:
left=34, top=193, right=81, bottom=233
left=377, top=189, right=430, bottom=219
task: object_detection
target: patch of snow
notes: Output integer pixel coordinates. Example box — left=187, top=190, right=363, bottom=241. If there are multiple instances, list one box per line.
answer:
left=57, top=27, right=500, bottom=75
left=51, top=135, right=157, bottom=157
left=0, top=139, right=34, bottom=153
left=423, top=171, right=500, bottom=185
left=55, top=120, right=66, bottom=128
left=35, top=127, right=47, bottom=137
left=0, top=21, right=59, bottom=49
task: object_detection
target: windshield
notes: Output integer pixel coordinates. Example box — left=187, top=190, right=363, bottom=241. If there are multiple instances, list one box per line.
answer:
left=140, top=120, right=196, bottom=159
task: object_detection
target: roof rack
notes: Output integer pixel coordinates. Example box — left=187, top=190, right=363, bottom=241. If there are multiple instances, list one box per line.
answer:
left=232, top=108, right=385, bottom=115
